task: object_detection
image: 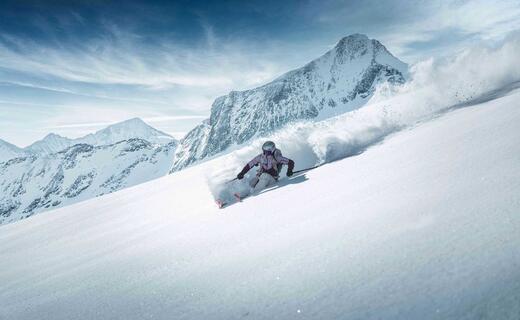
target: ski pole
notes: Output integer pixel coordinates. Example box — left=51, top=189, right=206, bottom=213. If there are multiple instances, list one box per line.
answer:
left=292, top=165, right=321, bottom=174
left=226, top=177, right=238, bottom=183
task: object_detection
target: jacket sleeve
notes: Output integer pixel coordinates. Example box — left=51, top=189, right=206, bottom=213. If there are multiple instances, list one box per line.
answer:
left=274, top=150, right=294, bottom=170
left=239, top=155, right=261, bottom=175
left=274, top=149, right=291, bottom=165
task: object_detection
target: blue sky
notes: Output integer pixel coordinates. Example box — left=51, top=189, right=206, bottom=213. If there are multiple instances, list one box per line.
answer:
left=1, top=0, right=519, bottom=146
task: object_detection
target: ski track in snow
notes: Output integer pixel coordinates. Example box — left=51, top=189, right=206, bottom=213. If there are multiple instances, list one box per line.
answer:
left=1, top=85, right=519, bottom=319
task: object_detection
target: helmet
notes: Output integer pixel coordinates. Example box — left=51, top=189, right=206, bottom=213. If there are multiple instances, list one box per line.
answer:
left=262, top=141, right=276, bottom=153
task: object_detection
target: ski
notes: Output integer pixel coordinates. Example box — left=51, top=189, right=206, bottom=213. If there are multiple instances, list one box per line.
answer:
left=215, top=199, right=226, bottom=209
left=216, top=168, right=321, bottom=209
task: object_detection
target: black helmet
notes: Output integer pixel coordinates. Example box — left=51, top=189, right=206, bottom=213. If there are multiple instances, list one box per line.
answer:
left=262, top=141, right=276, bottom=153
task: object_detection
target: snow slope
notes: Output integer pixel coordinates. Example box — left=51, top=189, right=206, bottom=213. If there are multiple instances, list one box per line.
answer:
left=1, top=86, right=519, bottom=319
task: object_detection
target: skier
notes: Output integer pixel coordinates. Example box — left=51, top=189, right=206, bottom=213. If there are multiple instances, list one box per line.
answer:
left=236, top=141, right=295, bottom=193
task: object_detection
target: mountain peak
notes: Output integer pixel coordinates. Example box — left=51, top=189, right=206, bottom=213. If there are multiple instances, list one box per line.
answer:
left=335, top=33, right=369, bottom=48
left=116, top=117, right=147, bottom=126
left=332, top=33, right=378, bottom=59
left=86, top=117, right=175, bottom=145
left=42, top=133, right=68, bottom=141
left=337, top=33, right=369, bottom=43
left=25, top=133, right=72, bottom=155
left=100, top=118, right=164, bottom=134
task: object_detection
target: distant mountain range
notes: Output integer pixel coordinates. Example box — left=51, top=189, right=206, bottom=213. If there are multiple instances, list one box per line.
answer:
left=0, top=118, right=174, bottom=160
left=0, top=118, right=178, bottom=223
left=1, top=118, right=174, bottom=163
left=0, top=34, right=408, bottom=225
left=0, top=138, right=178, bottom=224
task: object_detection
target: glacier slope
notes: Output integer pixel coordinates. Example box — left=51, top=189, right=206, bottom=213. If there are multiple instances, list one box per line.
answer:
left=1, top=89, right=520, bottom=319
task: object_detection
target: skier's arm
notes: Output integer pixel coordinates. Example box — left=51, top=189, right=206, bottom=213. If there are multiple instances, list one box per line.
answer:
left=274, top=150, right=295, bottom=176
left=237, top=155, right=261, bottom=179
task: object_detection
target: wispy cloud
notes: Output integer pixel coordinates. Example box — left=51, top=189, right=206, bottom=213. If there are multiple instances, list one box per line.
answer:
left=299, top=0, right=520, bottom=62
left=0, top=0, right=519, bottom=146
left=143, top=115, right=208, bottom=122
left=45, top=121, right=122, bottom=129
left=46, top=115, right=207, bottom=129
left=0, top=23, right=282, bottom=90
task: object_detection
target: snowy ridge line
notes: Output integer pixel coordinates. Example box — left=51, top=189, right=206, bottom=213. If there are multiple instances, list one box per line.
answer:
left=0, top=117, right=176, bottom=163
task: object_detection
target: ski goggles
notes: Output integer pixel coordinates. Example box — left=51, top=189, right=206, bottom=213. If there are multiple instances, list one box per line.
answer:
left=263, top=150, right=274, bottom=156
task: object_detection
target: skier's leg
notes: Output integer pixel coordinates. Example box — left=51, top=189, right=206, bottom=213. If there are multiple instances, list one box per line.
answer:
left=253, top=173, right=276, bottom=193
left=249, top=176, right=259, bottom=188
left=234, top=176, right=258, bottom=199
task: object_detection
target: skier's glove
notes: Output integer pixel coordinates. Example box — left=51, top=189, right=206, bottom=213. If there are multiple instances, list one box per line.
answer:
left=237, top=172, right=245, bottom=180
left=287, top=159, right=295, bottom=177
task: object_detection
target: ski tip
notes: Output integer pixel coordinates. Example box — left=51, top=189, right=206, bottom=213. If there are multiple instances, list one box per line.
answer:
left=215, top=199, right=226, bottom=209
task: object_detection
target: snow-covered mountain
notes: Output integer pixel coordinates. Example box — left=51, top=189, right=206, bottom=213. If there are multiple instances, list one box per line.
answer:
left=0, top=138, right=178, bottom=224
left=172, top=34, right=407, bottom=171
left=0, top=139, right=28, bottom=163
left=24, top=133, right=75, bottom=155
left=0, top=117, right=180, bottom=224
left=1, top=85, right=518, bottom=319
left=24, top=118, right=174, bottom=156
left=80, top=117, right=174, bottom=146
